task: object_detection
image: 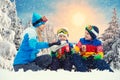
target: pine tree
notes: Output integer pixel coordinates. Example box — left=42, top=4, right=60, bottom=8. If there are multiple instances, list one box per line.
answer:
left=0, top=0, right=23, bottom=70
left=0, top=0, right=23, bottom=50
left=8, top=0, right=24, bottom=50
left=0, top=0, right=17, bottom=70
left=101, top=8, right=120, bottom=69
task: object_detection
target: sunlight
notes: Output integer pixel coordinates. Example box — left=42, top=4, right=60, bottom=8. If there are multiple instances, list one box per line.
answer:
left=72, top=12, right=86, bottom=27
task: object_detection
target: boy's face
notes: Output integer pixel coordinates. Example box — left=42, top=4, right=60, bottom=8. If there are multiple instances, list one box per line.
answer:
left=85, top=30, right=92, bottom=40
left=58, top=35, right=67, bottom=41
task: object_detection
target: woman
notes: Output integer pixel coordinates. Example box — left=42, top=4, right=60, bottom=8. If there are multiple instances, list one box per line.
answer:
left=13, top=12, right=60, bottom=72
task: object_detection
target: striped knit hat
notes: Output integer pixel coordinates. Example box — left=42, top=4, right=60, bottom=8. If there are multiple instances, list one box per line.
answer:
left=85, top=25, right=99, bottom=39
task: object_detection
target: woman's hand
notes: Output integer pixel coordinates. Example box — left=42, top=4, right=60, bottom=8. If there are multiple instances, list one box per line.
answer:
left=48, top=41, right=61, bottom=47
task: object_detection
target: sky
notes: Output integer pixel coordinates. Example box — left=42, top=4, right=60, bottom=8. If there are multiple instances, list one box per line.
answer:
left=13, top=0, right=120, bottom=42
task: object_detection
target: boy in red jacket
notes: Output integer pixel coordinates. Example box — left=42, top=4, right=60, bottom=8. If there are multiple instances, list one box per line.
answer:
left=49, top=28, right=73, bottom=71
left=73, top=25, right=113, bottom=72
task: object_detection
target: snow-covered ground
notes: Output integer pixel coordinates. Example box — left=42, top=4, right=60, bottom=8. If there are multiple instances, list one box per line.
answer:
left=0, top=69, right=120, bottom=80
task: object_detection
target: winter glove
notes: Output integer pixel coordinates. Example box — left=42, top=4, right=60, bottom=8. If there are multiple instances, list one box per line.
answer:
left=48, top=41, right=61, bottom=47
left=94, top=54, right=102, bottom=60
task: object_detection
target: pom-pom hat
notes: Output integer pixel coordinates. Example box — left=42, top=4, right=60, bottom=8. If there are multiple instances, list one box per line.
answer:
left=85, top=25, right=99, bottom=39
left=32, top=12, right=48, bottom=27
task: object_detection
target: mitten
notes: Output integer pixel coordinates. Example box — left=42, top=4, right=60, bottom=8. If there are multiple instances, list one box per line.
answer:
left=94, top=54, right=102, bottom=60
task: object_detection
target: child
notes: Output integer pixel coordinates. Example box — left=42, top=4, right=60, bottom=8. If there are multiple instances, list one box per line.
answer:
left=73, top=25, right=113, bottom=72
left=13, top=12, right=60, bottom=72
left=49, top=28, right=73, bottom=71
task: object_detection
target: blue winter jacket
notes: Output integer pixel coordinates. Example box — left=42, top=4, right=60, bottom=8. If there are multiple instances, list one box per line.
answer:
left=13, top=27, right=49, bottom=65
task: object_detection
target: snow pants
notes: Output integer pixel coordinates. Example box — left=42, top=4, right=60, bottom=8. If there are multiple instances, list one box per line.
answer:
left=13, top=54, right=52, bottom=72
left=49, top=55, right=73, bottom=71
left=72, top=54, right=113, bottom=72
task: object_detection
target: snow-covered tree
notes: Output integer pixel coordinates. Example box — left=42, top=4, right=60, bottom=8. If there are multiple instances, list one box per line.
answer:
left=43, top=24, right=56, bottom=42
left=0, top=0, right=23, bottom=70
left=0, top=41, right=16, bottom=70
left=101, top=8, right=120, bottom=70
left=39, top=24, right=56, bottom=54
left=0, top=0, right=23, bottom=49
left=24, top=20, right=32, bottom=29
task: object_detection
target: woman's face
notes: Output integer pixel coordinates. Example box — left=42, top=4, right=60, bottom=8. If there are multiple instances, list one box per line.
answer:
left=38, top=24, right=46, bottom=31
left=85, top=30, right=92, bottom=40
left=58, top=35, right=67, bottom=41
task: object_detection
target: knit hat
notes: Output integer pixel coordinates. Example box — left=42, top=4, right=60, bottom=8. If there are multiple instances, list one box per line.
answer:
left=85, top=25, right=99, bottom=39
left=32, top=12, right=48, bottom=27
left=57, top=28, right=69, bottom=37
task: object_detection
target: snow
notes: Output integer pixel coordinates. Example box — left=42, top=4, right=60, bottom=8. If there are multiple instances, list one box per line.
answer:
left=0, top=40, right=16, bottom=70
left=0, top=10, right=11, bottom=28
left=0, top=69, right=120, bottom=80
